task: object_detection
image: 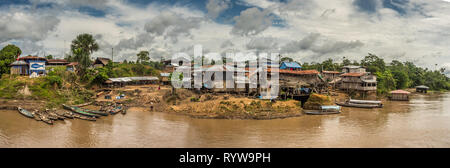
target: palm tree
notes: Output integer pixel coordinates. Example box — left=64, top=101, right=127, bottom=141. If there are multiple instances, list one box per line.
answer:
left=70, top=34, right=99, bottom=55
left=70, top=33, right=99, bottom=74
left=137, top=51, right=150, bottom=63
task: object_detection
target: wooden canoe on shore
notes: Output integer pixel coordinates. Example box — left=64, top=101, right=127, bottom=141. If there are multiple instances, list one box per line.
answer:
left=17, top=107, right=34, bottom=118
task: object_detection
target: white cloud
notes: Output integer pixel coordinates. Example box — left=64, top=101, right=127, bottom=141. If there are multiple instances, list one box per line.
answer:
left=206, top=0, right=231, bottom=19
left=0, top=0, right=449, bottom=70
left=231, top=7, right=274, bottom=36
left=0, top=10, right=60, bottom=43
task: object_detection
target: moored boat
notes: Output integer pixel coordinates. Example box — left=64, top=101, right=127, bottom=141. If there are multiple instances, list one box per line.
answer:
left=63, top=104, right=101, bottom=118
left=80, top=108, right=108, bottom=116
left=305, top=105, right=341, bottom=115
left=121, top=107, right=127, bottom=115
left=17, top=107, right=34, bottom=118
left=72, top=114, right=96, bottom=121
left=336, top=102, right=382, bottom=108
left=109, top=106, right=123, bottom=115
left=349, top=99, right=383, bottom=105
left=37, top=112, right=53, bottom=125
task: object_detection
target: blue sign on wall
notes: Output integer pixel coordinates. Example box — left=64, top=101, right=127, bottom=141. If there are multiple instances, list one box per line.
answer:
left=31, top=63, right=44, bottom=69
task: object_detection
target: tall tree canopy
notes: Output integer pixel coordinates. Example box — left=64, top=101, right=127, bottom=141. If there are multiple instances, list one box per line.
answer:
left=69, top=34, right=99, bottom=73
left=137, top=51, right=150, bottom=63
left=361, top=53, right=386, bottom=73
left=0, top=45, right=22, bottom=76
left=70, top=34, right=99, bottom=55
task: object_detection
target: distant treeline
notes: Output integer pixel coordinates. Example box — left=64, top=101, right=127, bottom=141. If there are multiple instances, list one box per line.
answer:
left=283, top=53, right=450, bottom=94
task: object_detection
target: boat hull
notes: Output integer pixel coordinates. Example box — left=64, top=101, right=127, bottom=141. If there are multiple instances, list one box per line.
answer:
left=63, top=105, right=101, bottom=118
left=304, top=111, right=341, bottom=115
left=18, top=107, right=34, bottom=118
left=336, top=102, right=382, bottom=108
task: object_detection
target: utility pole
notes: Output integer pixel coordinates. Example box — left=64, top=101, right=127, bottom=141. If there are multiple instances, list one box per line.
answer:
left=112, top=48, right=114, bottom=67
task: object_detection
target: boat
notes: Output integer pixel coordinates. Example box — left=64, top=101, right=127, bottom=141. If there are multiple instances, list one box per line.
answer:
left=305, top=105, right=341, bottom=115
left=121, top=107, right=127, bottom=115
left=349, top=99, right=382, bottom=105
left=62, top=104, right=101, bottom=118
left=62, top=112, right=74, bottom=119
left=37, top=112, right=53, bottom=125
left=336, top=102, right=382, bottom=108
left=31, top=110, right=42, bottom=121
left=72, top=114, right=96, bottom=121
left=80, top=108, right=109, bottom=116
left=109, top=106, right=123, bottom=115
left=17, top=107, right=34, bottom=118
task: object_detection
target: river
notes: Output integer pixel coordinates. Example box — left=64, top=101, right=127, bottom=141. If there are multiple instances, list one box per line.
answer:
left=1, top=93, right=449, bottom=148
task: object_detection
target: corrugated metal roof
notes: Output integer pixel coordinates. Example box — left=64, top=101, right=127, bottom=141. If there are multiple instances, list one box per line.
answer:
left=416, top=85, right=429, bottom=89
left=109, top=76, right=158, bottom=82
left=342, top=65, right=362, bottom=69
left=281, top=62, right=302, bottom=69
left=322, top=71, right=340, bottom=74
left=10, top=60, right=28, bottom=66
left=390, top=90, right=411, bottom=94
left=340, top=73, right=365, bottom=77
left=160, top=73, right=170, bottom=77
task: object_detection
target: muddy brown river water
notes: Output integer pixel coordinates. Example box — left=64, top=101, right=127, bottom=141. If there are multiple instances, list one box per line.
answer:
left=1, top=93, right=449, bottom=148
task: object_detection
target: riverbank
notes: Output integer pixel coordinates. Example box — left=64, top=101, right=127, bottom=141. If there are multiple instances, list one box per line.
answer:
left=2, top=75, right=446, bottom=121
left=2, top=92, right=450, bottom=147
left=93, top=85, right=304, bottom=120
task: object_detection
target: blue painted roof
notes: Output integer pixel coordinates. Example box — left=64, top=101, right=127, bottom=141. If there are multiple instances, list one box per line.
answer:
left=281, top=62, right=302, bottom=69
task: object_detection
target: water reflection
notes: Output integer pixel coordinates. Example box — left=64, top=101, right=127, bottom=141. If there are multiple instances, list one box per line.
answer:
left=1, top=93, right=449, bottom=148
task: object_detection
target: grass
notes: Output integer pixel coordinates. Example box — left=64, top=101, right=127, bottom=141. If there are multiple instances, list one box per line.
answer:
left=0, top=74, right=94, bottom=108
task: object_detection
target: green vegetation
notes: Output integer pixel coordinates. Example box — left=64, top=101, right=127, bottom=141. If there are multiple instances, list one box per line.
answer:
left=297, top=53, right=450, bottom=94
left=0, top=44, right=21, bottom=76
left=65, top=33, right=99, bottom=75
left=0, top=33, right=160, bottom=108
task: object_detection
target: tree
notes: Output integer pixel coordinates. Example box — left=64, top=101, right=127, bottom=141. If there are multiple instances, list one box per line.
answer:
left=0, top=45, right=22, bottom=76
left=137, top=51, right=150, bottom=63
left=376, top=70, right=396, bottom=95
left=70, top=34, right=99, bottom=56
left=342, top=58, right=351, bottom=66
left=361, top=53, right=385, bottom=73
left=281, top=57, right=293, bottom=63
left=45, top=55, right=54, bottom=59
left=70, top=34, right=99, bottom=73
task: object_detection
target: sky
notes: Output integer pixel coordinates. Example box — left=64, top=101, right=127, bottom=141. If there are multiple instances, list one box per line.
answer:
left=0, top=0, right=449, bottom=75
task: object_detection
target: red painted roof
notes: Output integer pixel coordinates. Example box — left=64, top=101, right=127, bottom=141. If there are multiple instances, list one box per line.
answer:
left=340, top=73, right=365, bottom=77
left=47, top=59, right=68, bottom=64
left=390, top=90, right=411, bottom=94
left=275, top=69, right=319, bottom=75
left=18, top=55, right=47, bottom=61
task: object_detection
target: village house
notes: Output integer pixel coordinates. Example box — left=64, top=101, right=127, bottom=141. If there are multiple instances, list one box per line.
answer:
left=93, top=57, right=111, bottom=68
left=339, top=66, right=377, bottom=92
left=389, top=90, right=411, bottom=101
left=416, top=85, right=429, bottom=93
left=10, top=60, right=29, bottom=75
left=46, top=59, right=69, bottom=67
left=278, top=69, right=323, bottom=99
left=10, top=56, right=47, bottom=76
left=321, top=71, right=341, bottom=83
left=280, top=62, right=302, bottom=71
